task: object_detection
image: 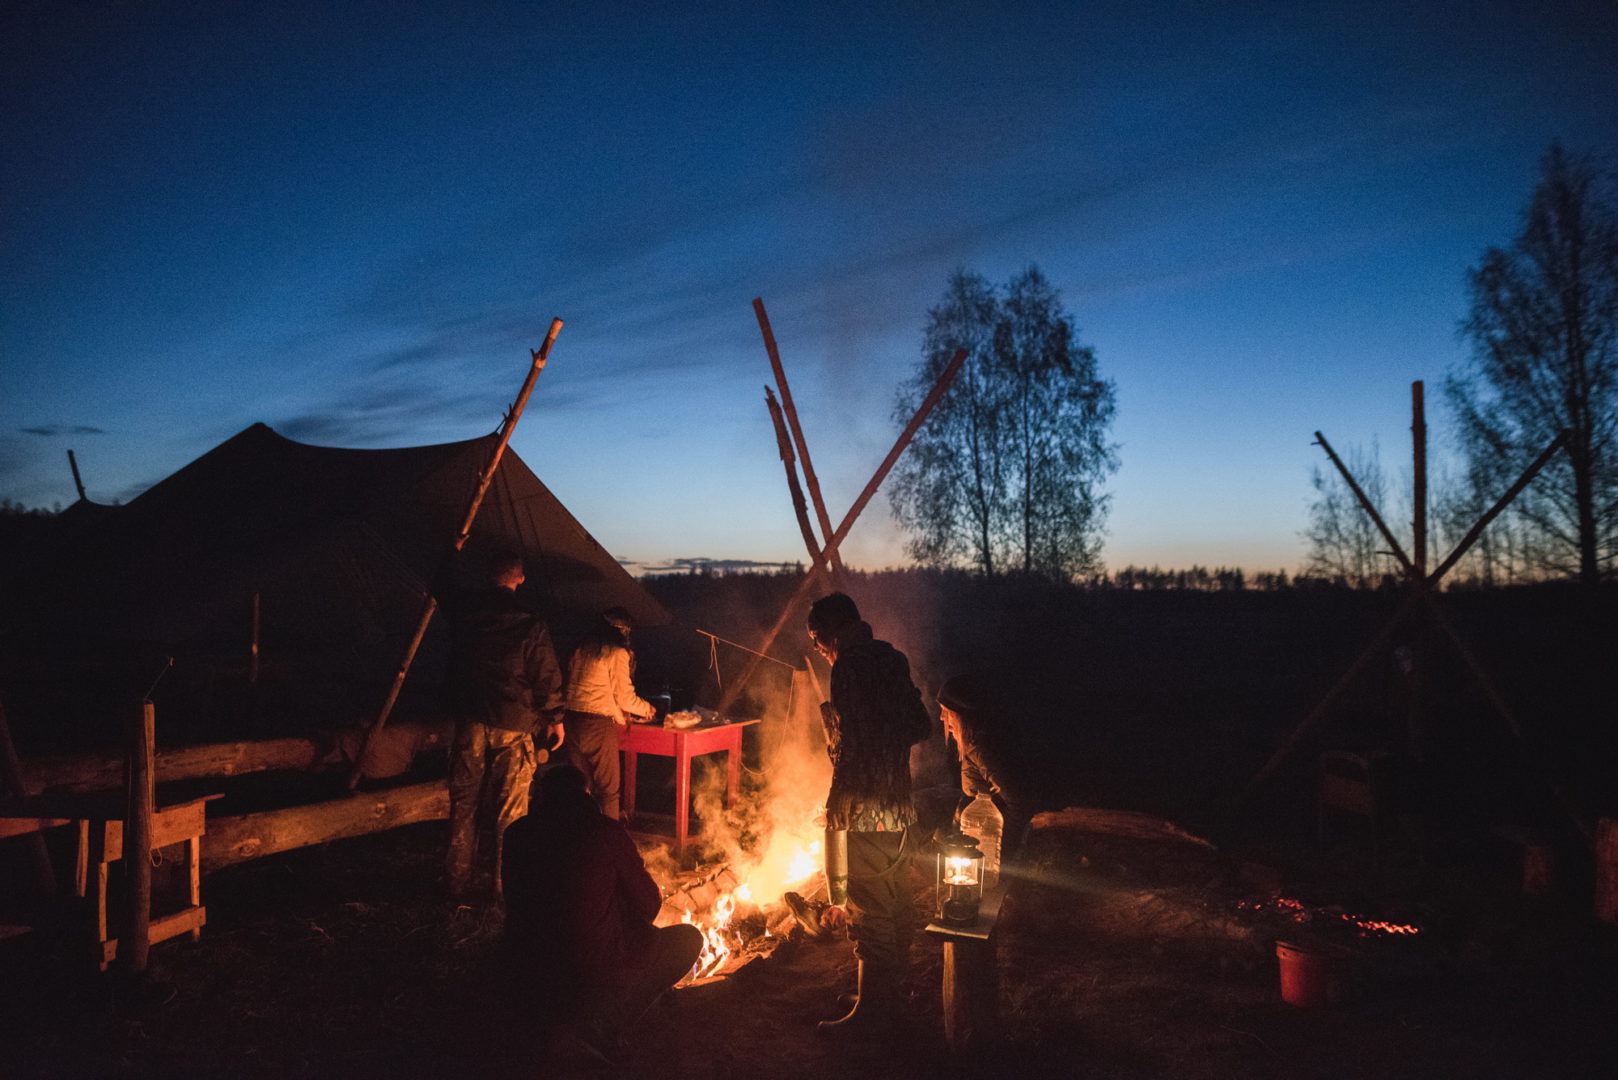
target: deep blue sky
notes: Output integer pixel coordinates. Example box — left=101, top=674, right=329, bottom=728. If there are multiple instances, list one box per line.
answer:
left=4, top=1, right=1615, bottom=573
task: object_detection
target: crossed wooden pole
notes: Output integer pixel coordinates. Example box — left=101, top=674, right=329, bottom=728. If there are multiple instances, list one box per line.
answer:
left=1243, top=381, right=1584, bottom=836
left=716, top=299, right=966, bottom=713
left=348, top=320, right=564, bottom=790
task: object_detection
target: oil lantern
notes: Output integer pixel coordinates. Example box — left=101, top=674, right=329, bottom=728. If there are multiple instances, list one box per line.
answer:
left=937, top=831, right=985, bottom=927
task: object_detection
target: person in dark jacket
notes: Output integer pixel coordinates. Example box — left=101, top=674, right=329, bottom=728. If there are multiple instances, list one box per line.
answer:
left=443, top=550, right=565, bottom=901
left=502, top=766, right=703, bottom=1060
left=807, top=592, right=931, bottom=1035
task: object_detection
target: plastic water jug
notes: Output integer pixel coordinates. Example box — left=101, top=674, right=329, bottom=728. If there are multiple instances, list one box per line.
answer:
left=958, top=792, right=1003, bottom=887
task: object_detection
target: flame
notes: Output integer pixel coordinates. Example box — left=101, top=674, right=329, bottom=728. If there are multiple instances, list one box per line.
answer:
left=669, top=832, right=828, bottom=986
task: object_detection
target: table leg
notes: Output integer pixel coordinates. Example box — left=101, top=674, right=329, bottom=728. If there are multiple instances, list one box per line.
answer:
left=623, top=750, right=639, bottom=820
left=674, top=733, right=690, bottom=856
left=725, top=731, right=742, bottom=808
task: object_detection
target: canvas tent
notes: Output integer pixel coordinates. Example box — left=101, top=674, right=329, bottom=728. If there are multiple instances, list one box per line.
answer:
left=5, top=423, right=666, bottom=742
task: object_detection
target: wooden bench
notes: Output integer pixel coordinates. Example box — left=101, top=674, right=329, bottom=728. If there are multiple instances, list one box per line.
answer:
left=923, top=881, right=1006, bottom=1050
left=0, top=792, right=218, bottom=969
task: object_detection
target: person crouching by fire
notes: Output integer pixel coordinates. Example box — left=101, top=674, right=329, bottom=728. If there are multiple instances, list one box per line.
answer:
left=563, top=607, right=657, bottom=819
left=807, top=592, right=933, bottom=1036
left=500, top=765, right=703, bottom=1066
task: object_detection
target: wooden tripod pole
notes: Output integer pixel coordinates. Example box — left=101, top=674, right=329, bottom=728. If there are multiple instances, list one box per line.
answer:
left=1245, top=424, right=1567, bottom=797
left=765, top=387, right=827, bottom=573
left=67, top=450, right=87, bottom=502
left=754, top=298, right=843, bottom=579
left=348, top=319, right=563, bottom=790
left=717, top=347, right=968, bottom=714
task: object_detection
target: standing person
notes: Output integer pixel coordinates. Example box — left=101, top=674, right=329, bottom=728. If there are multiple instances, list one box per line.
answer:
left=564, top=607, right=655, bottom=819
left=443, top=550, right=565, bottom=902
left=500, top=765, right=703, bottom=1065
left=807, top=592, right=932, bottom=1035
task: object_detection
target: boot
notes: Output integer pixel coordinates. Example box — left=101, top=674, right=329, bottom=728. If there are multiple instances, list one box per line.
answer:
left=815, top=961, right=901, bottom=1036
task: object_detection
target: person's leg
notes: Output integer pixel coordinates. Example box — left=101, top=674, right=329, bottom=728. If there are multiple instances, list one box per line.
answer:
left=564, top=713, right=622, bottom=820
left=445, top=721, right=487, bottom=898
left=821, top=830, right=910, bottom=1033
left=483, top=729, right=537, bottom=896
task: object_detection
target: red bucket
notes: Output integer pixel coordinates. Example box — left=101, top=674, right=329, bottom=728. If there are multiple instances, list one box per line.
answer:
left=1276, top=940, right=1340, bottom=1007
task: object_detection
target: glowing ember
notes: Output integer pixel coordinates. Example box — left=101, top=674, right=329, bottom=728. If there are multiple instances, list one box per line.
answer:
left=1240, top=896, right=1421, bottom=938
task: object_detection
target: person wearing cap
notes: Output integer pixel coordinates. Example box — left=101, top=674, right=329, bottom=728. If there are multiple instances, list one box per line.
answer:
left=563, top=607, right=656, bottom=819
left=806, top=591, right=932, bottom=1035
left=442, top=550, right=565, bottom=901
left=937, top=671, right=1036, bottom=858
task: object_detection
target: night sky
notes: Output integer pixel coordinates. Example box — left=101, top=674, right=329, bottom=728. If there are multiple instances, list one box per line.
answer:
left=4, top=1, right=1614, bottom=574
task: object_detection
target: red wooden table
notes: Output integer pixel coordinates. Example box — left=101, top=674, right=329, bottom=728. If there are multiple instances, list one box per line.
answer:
left=620, top=717, right=758, bottom=854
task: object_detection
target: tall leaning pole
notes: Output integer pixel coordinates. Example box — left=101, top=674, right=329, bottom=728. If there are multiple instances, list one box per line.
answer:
left=347, top=319, right=563, bottom=791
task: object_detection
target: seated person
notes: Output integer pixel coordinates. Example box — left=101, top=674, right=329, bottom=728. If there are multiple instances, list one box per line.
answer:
left=937, top=672, right=1039, bottom=860
left=501, top=765, right=702, bottom=1060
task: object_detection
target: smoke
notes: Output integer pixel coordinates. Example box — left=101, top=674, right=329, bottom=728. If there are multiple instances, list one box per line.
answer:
left=687, top=668, right=831, bottom=903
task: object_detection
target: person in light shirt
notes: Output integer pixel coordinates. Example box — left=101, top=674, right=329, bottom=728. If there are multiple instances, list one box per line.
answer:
left=562, top=607, right=655, bottom=818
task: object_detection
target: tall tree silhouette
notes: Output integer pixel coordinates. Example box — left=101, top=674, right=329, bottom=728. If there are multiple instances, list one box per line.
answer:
left=1447, top=145, right=1618, bottom=586
left=890, top=266, right=1117, bottom=578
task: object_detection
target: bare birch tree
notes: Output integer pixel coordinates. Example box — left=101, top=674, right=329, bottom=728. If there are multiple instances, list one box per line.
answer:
left=1447, top=145, right=1618, bottom=587
left=890, top=266, right=1117, bottom=578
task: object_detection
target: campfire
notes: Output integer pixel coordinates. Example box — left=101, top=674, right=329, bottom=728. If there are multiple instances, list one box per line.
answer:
left=640, top=696, right=833, bottom=985
left=656, top=833, right=826, bottom=985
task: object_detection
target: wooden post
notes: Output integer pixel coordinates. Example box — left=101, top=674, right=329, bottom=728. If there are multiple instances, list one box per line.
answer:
left=1595, top=819, right=1618, bottom=927
left=349, top=319, right=563, bottom=790
left=942, top=939, right=1000, bottom=1050
left=123, top=701, right=155, bottom=974
left=249, top=591, right=261, bottom=686
left=754, top=298, right=843, bottom=579
left=765, top=387, right=826, bottom=573
left=1411, top=382, right=1427, bottom=580
left=0, top=697, right=56, bottom=894
left=1408, top=383, right=1427, bottom=761
left=717, top=348, right=967, bottom=714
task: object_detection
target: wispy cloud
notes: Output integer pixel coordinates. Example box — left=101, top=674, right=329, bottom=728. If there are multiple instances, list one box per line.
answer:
left=19, top=424, right=106, bottom=436
left=632, top=556, right=803, bottom=576
left=275, top=381, right=497, bottom=447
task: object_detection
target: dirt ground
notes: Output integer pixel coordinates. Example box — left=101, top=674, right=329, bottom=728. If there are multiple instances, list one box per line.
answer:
left=4, top=809, right=1615, bottom=1080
